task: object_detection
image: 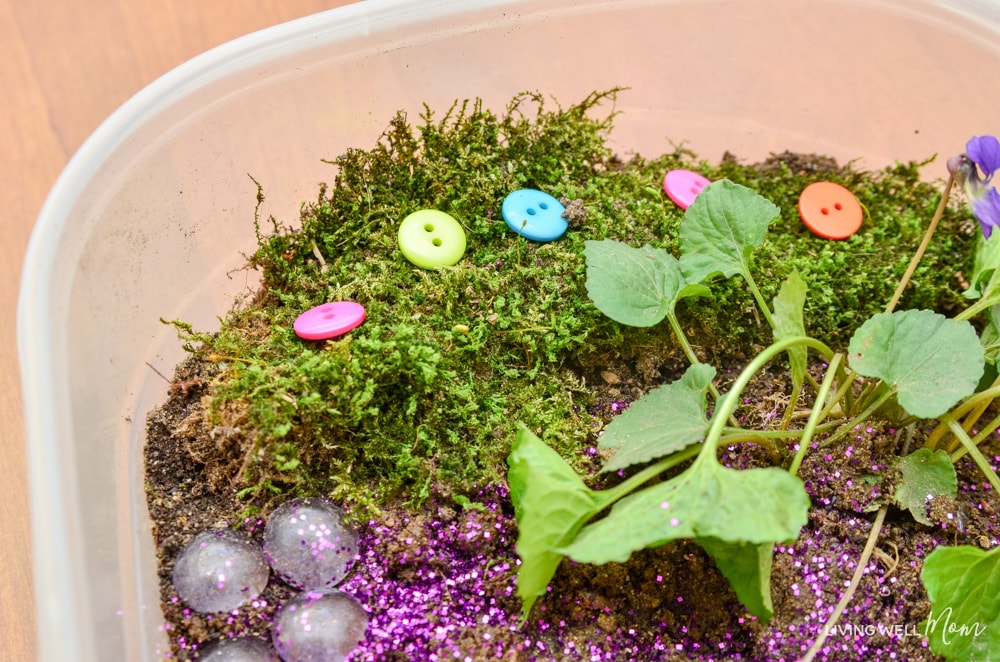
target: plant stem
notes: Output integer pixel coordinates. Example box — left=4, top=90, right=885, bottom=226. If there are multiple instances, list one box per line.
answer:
left=802, top=506, right=888, bottom=662
left=955, top=293, right=1000, bottom=322
left=819, top=367, right=857, bottom=421
left=885, top=171, right=955, bottom=314
left=737, top=269, right=812, bottom=430
left=720, top=420, right=842, bottom=440
left=742, top=270, right=777, bottom=330
left=666, top=310, right=740, bottom=427
left=950, top=391, right=998, bottom=454
left=851, top=379, right=880, bottom=417
left=836, top=361, right=857, bottom=415
left=597, top=444, right=701, bottom=506
left=941, top=413, right=1000, bottom=494
left=973, top=411, right=1000, bottom=446
left=819, top=388, right=895, bottom=448
left=790, top=353, right=843, bottom=476
left=779, top=380, right=803, bottom=430
left=666, top=310, right=701, bottom=368
left=948, top=373, right=1000, bottom=453
left=701, top=336, right=834, bottom=459
left=923, top=384, right=1000, bottom=450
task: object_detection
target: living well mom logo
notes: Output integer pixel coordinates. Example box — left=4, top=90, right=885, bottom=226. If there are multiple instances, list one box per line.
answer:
left=922, top=607, right=987, bottom=646
left=823, top=607, right=990, bottom=651
left=823, top=606, right=994, bottom=661
left=922, top=606, right=991, bottom=655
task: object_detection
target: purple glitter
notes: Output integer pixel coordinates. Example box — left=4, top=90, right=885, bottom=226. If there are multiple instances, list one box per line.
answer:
left=159, top=428, right=988, bottom=662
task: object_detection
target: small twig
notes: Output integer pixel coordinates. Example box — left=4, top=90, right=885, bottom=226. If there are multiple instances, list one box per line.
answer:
left=875, top=540, right=899, bottom=578
left=899, top=424, right=915, bottom=457
left=145, top=361, right=171, bottom=384
left=311, top=241, right=328, bottom=272
left=802, top=507, right=888, bottom=662
left=885, top=172, right=955, bottom=314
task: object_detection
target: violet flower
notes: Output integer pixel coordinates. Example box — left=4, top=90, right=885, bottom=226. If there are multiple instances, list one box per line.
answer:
left=948, top=135, right=1000, bottom=238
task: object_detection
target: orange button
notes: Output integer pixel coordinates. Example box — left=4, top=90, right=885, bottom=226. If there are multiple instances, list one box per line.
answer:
left=798, top=181, right=863, bottom=240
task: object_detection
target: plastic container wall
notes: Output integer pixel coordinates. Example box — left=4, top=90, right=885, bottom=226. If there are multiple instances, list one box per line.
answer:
left=17, top=0, right=1000, bottom=659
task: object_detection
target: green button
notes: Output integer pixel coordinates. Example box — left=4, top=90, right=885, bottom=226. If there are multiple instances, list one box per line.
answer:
left=397, top=209, right=467, bottom=269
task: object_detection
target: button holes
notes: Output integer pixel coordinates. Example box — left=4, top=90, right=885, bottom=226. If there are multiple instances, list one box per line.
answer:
left=821, top=208, right=830, bottom=215
left=834, top=202, right=843, bottom=211
left=538, top=202, right=549, bottom=210
left=323, top=313, right=336, bottom=320
left=432, top=238, right=443, bottom=247
left=690, top=187, right=699, bottom=195
left=527, top=208, right=537, bottom=216
left=423, top=223, right=435, bottom=232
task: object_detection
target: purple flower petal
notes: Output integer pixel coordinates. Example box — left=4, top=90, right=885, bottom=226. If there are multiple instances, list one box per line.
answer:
left=967, top=135, right=1000, bottom=179
left=972, top=186, right=1000, bottom=239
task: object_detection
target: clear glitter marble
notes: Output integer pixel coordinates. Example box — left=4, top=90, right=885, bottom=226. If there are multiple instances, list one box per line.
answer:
left=172, top=529, right=270, bottom=613
left=264, top=498, right=359, bottom=591
left=198, top=636, right=278, bottom=660
left=271, top=590, right=369, bottom=662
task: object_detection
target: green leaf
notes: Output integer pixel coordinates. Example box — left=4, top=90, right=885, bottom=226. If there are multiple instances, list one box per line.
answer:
left=772, top=271, right=808, bottom=389
left=981, top=305, right=1000, bottom=365
left=893, top=449, right=957, bottom=525
left=599, top=363, right=715, bottom=473
left=697, top=538, right=775, bottom=624
left=583, top=240, right=708, bottom=327
left=964, top=231, right=1000, bottom=300
left=507, top=425, right=600, bottom=620
left=920, top=545, right=1000, bottom=660
left=452, top=494, right=487, bottom=512
left=678, top=179, right=781, bottom=285
left=847, top=310, right=984, bottom=418
left=562, top=456, right=809, bottom=564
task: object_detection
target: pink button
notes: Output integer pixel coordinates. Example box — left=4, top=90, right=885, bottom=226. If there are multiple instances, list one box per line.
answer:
left=663, top=169, right=711, bottom=209
left=293, top=302, right=366, bottom=340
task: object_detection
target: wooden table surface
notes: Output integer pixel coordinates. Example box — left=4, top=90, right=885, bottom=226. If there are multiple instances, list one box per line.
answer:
left=0, top=2, right=356, bottom=659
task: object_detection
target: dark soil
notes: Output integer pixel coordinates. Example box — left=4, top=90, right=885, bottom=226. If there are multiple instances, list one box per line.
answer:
left=144, top=151, right=1000, bottom=661
left=146, top=352, right=1000, bottom=662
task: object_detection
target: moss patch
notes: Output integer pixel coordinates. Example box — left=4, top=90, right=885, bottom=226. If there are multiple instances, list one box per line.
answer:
left=163, top=89, right=975, bottom=515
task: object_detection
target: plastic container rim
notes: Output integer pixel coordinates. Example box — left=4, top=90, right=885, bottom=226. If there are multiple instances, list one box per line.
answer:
left=15, top=0, right=1000, bottom=659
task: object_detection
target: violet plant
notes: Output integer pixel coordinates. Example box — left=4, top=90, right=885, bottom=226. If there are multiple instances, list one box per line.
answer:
left=507, top=138, right=1000, bottom=661
left=916, top=135, right=1000, bottom=662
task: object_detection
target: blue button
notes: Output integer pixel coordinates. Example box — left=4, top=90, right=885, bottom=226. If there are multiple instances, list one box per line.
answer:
left=501, top=189, right=568, bottom=242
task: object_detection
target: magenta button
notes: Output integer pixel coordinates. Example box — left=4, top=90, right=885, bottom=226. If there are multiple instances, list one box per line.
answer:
left=663, top=169, right=711, bottom=210
left=294, top=301, right=366, bottom=340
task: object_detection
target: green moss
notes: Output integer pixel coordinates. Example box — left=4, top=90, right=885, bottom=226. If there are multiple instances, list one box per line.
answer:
left=169, top=89, right=975, bottom=511
left=698, top=154, right=975, bottom=348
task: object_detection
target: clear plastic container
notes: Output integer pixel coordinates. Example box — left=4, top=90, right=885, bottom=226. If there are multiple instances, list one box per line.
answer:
left=17, top=0, right=1000, bottom=659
